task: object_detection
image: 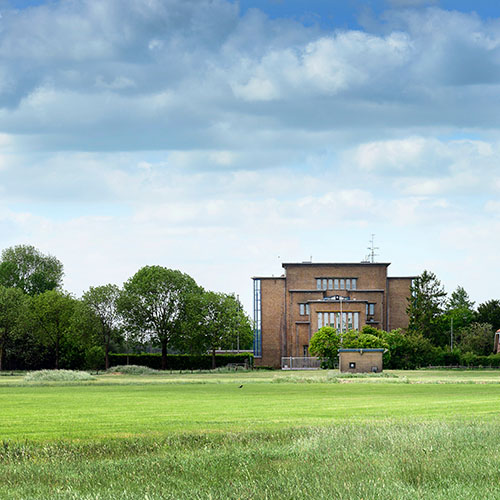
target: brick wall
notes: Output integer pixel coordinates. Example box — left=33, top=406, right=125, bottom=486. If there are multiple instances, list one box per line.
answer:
left=339, top=351, right=383, bottom=373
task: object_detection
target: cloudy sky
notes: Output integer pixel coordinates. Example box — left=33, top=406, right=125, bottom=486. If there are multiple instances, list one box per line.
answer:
left=0, top=0, right=499, bottom=313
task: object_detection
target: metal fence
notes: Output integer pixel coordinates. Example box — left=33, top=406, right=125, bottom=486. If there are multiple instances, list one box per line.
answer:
left=281, top=357, right=321, bottom=370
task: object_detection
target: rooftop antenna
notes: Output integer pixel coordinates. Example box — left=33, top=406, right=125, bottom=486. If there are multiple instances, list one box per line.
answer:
left=367, top=234, right=379, bottom=263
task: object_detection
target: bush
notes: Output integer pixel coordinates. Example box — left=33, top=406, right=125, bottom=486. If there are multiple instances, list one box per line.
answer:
left=107, top=365, right=159, bottom=375
left=108, top=353, right=253, bottom=371
left=24, top=370, right=95, bottom=382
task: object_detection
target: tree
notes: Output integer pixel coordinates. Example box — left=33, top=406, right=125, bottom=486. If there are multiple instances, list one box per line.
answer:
left=118, top=266, right=200, bottom=370
left=309, top=327, right=341, bottom=368
left=407, top=270, right=447, bottom=346
left=456, top=322, right=495, bottom=356
left=188, top=291, right=252, bottom=369
left=442, top=286, right=476, bottom=348
left=82, top=284, right=123, bottom=370
left=476, top=300, right=500, bottom=332
left=0, top=286, right=27, bottom=371
left=31, top=290, right=76, bottom=369
left=447, top=286, right=475, bottom=311
left=0, top=245, right=63, bottom=296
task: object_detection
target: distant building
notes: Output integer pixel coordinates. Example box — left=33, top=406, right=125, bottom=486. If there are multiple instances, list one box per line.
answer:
left=252, top=262, right=415, bottom=368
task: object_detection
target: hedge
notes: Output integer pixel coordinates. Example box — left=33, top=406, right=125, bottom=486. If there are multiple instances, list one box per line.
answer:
left=108, top=353, right=254, bottom=370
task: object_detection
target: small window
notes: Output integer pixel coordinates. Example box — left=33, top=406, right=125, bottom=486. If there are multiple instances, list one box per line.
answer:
left=322, top=279, right=327, bottom=290
left=328, top=279, right=333, bottom=290
left=369, top=303, right=375, bottom=316
left=340, top=279, right=345, bottom=290
left=349, top=362, right=356, bottom=369
left=334, top=279, right=339, bottom=290
left=352, top=278, right=357, bottom=290
left=316, top=279, right=321, bottom=290
left=299, top=304, right=305, bottom=315
left=306, top=304, right=310, bottom=315
left=346, top=279, right=351, bottom=290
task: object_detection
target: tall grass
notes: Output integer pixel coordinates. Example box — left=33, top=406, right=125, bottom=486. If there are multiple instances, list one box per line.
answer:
left=1, top=422, right=500, bottom=499
left=107, top=365, right=160, bottom=375
left=23, top=370, right=95, bottom=382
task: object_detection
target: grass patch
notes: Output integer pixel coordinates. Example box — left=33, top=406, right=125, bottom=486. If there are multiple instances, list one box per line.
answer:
left=107, top=365, right=160, bottom=375
left=2, top=370, right=500, bottom=498
left=23, top=370, right=95, bottom=383
left=1, top=423, right=500, bottom=499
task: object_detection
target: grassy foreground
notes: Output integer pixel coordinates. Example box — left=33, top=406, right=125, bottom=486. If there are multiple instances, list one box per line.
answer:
left=1, top=369, right=500, bottom=499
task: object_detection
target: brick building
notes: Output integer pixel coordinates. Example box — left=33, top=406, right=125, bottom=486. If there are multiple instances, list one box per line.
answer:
left=252, top=262, right=415, bottom=368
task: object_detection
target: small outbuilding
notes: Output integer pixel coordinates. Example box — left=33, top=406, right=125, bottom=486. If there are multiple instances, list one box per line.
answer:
left=338, top=348, right=384, bottom=374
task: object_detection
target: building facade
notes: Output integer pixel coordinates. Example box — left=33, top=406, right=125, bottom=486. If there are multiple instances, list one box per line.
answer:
left=253, top=262, right=415, bottom=368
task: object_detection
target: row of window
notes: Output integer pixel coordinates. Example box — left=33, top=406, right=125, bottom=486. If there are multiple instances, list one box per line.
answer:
left=301, top=303, right=376, bottom=317
left=318, top=312, right=360, bottom=331
left=316, top=278, right=357, bottom=291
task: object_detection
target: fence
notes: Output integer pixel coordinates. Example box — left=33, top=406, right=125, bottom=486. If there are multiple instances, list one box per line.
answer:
left=281, top=357, right=321, bottom=370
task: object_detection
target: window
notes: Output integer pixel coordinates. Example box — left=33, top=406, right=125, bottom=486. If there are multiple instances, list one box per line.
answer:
left=253, top=279, right=262, bottom=357
left=328, top=279, right=333, bottom=290
left=346, top=279, right=351, bottom=290
left=352, top=278, right=357, bottom=290
left=334, top=279, right=339, bottom=290
left=369, top=303, right=375, bottom=316
left=318, top=311, right=359, bottom=332
left=299, top=303, right=309, bottom=316
left=322, top=278, right=327, bottom=290
left=317, top=279, right=321, bottom=290
left=340, top=279, right=345, bottom=290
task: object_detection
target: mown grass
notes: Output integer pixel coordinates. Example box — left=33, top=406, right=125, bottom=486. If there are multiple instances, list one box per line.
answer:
left=2, top=369, right=500, bottom=499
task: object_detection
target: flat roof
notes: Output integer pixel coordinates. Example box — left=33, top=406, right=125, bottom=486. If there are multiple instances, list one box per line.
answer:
left=388, top=276, right=418, bottom=280
left=251, top=276, right=285, bottom=280
left=338, top=348, right=385, bottom=352
left=282, top=262, right=390, bottom=267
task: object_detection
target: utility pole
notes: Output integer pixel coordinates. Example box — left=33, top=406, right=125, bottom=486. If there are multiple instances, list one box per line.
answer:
left=451, top=316, right=454, bottom=351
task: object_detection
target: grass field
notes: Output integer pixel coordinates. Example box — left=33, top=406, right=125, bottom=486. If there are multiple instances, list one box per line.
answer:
left=2, top=369, right=500, bottom=499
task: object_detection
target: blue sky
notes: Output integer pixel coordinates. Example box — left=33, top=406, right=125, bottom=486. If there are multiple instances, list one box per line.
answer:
left=0, top=0, right=499, bottom=313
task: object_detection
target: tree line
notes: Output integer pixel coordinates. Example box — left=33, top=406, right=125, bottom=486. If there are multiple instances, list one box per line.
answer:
left=0, top=245, right=253, bottom=371
left=309, top=270, right=500, bottom=368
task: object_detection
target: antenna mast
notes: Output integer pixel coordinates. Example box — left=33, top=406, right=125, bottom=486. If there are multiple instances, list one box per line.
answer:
left=367, top=234, right=379, bottom=263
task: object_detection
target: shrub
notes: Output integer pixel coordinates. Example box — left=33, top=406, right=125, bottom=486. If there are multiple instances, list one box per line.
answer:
left=107, top=353, right=253, bottom=371
left=24, top=370, right=95, bottom=382
left=107, top=365, right=159, bottom=375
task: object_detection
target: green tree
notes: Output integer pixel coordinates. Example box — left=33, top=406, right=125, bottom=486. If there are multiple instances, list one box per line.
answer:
left=82, top=284, right=123, bottom=370
left=309, top=327, right=341, bottom=367
left=407, top=270, right=447, bottom=346
left=31, top=290, right=76, bottom=369
left=456, top=322, right=495, bottom=356
left=118, top=266, right=200, bottom=370
left=0, top=286, right=27, bottom=371
left=476, top=300, right=500, bottom=332
left=0, top=245, right=63, bottom=296
left=188, top=291, right=252, bottom=369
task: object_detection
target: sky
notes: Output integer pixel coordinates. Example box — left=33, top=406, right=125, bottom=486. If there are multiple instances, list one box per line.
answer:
left=0, top=0, right=499, bottom=314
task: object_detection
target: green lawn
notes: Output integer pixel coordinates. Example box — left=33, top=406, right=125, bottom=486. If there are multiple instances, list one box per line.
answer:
left=2, top=369, right=500, bottom=499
